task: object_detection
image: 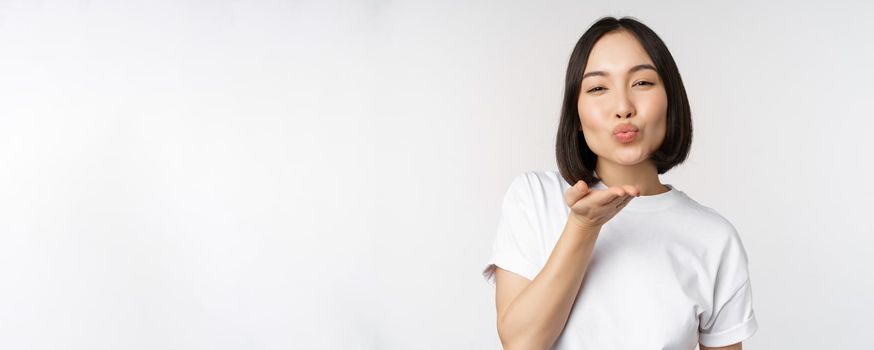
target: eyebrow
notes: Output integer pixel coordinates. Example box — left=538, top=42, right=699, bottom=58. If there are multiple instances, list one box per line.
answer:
left=582, top=64, right=658, bottom=80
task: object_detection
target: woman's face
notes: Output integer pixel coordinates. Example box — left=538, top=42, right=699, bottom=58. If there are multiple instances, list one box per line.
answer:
left=578, top=30, right=668, bottom=167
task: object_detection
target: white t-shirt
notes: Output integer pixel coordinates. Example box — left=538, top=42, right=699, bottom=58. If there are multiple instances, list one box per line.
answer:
left=482, top=170, right=758, bottom=349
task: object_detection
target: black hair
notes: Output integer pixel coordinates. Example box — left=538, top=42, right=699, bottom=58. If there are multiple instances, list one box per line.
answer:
left=555, top=16, right=692, bottom=187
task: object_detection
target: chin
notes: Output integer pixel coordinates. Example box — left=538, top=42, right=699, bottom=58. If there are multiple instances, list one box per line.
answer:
left=612, top=149, right=650, bottom=165
left=614, top=159, right=647, bottom=166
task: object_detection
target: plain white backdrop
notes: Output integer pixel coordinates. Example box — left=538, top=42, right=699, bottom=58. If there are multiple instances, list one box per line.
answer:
left=1, top=0, right=872, bottom=349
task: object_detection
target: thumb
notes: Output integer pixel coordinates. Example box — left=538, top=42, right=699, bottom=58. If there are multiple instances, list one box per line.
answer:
left=574, top=180, right=590, bottom=195
left=566, top=180, right=590, bottom=206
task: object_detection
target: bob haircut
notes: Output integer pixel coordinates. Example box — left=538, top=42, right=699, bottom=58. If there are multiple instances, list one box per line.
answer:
left=556, top=16, right=693, bottom=188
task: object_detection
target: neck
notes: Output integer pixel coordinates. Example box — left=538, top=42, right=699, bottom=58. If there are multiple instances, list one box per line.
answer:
left=594, top=158, right=669, bottom=196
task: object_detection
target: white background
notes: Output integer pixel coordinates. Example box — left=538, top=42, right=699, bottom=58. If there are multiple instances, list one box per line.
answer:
left=1, top=0, right=872, bottom=349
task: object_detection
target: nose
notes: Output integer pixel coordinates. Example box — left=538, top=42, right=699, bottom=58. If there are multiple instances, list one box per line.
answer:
left=614, top=89, right=635, bottom=119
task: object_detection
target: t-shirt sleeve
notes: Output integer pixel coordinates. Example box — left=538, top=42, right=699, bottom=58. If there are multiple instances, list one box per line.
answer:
left=481, top=172, right=544, bottom=287
left=698, top=223, right=759, bottom=347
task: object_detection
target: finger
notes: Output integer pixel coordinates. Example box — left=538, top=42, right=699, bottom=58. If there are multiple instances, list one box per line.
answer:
left=593, top=187, right=628, bottom=206
left=622, top=185, right=641, bottom=197
left=607, top=191, right=630, bottom=206
left=614, top=194, right=633, bottom=209
left=565, top=180, right=590, bottom=206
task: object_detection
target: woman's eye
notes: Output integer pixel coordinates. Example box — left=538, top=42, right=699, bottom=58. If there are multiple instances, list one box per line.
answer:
left=588, top=81, right=653, bottom=93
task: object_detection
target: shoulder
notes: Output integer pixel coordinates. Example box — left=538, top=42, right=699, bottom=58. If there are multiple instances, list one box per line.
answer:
left=673, top=192, right=742, bottom=239
left=672, top=192, right=749, bottom=261
left=505, top=170, right=570, bottom=206
left=507, top=170, right=570, bottom=193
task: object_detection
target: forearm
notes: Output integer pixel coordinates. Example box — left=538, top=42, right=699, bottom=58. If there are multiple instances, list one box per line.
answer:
left=498, top=217, right=601, bottom=349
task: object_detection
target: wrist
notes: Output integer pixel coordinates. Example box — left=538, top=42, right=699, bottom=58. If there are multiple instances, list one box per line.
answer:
left=566, top=214, right=602, bottom=232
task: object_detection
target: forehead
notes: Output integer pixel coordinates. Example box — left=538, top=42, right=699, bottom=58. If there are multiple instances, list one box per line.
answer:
left=584, top=30, right=654, bottom=72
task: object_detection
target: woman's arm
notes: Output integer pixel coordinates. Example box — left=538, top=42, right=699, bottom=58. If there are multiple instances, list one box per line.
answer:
left=494, top=181, right=637, bottom=349
left=701, top=342, right=742, bottom=350
left=495, top=216, right=601, bottom=350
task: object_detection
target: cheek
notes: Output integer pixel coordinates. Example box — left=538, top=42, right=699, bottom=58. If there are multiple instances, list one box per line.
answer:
left=649, top=117, right=667, bottom=150
left=577, top=103, right=610, bottom=154
left=577, top=98, right=610, bottom=130
left=638, top=89, right=669, bottom=116
left=637, top=91, right=668, bottom=144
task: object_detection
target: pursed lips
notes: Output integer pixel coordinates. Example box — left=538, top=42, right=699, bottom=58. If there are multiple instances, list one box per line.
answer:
left=612, top=123, right=639, bottom=135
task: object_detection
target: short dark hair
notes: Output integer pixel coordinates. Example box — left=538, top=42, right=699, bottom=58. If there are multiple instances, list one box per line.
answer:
left=555, top=16, right=693, bottom=187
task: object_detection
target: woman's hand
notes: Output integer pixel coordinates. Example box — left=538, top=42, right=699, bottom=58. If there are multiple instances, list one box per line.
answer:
left=564, top=180, right=640, bottom=230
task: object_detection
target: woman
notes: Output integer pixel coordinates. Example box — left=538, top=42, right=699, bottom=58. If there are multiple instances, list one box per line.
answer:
left=482, top=16, right=758, bottom=349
